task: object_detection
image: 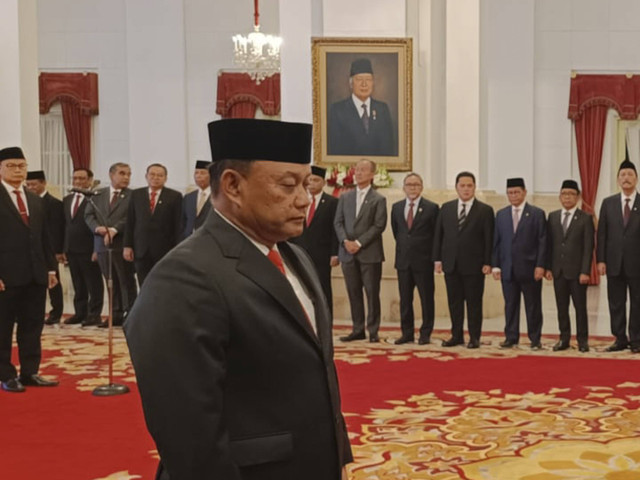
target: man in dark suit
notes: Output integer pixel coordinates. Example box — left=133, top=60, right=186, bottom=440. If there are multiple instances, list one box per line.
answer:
left=334, top=159, right=387, bottom=343
left=291, top=165, right=339, bottom=313
left=61, top=168, right=104, bottom=326
left=124, top=163, right=182, bottom=287
left=25, top=170, right=65, bottom=325
left=125, top=119, right=352, bottom=480
left=84, top=162, right=137, bottom=327
left=433, top=171, right=494, bottom=349
left=0, top=147, right=59, bottom=393
left=492, top=178, right=547, bottom=350
left=328, top=58, right=396, bottom=156
left=391, top=173, right=439, bottom=345
left=181, top=160, right=211, bottom=240
left=597, top=159, right=640, bottom=353
left=545, top=180, right=594, bottom=352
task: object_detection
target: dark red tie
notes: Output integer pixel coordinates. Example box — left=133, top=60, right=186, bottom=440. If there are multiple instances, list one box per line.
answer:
left=624, top=198, right=631, bottom=227
left=267, top=248, right=286, bottom=275
left=150, top=191, right=157, bottom=213
left=407, top=201, right=414, bottom=229
left=110, top=190, right=120, bottom=210
left=13, top=190, right=29, bottom=225
left=306, top=196, right=316, bottom=227
left=72, top=194, right=81, bottom=218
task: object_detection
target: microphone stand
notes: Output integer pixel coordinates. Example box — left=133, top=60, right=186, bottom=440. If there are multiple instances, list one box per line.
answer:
left=85, top=193, right=130, bottom=397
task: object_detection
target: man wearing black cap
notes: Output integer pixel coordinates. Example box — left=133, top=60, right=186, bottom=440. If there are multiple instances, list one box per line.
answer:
left=25, top=170, right=65, bottom=325
left=492, top=178, right=547, bottom=350
left=125, top=119, right=352, bottom=479
left=544, top=180, right=594, bottom=352
left=181, top=160, right=212, bottom=240
left=290, top=165, right=339, bottom=313
left=0, top=147, right=59, bottom=392
left=597, top=158, right=640, bottom=353
left=328, top=58, right=395, bottom=156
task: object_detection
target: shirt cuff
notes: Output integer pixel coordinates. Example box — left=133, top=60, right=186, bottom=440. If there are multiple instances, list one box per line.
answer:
left=355, top=240, right=362, bottom=248
left=492, top=267, right=501, bottom=273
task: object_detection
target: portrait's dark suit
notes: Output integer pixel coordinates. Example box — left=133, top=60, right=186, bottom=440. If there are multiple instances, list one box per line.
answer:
left=42, top=192, right=65, bottom=320
left=546, top=208, right=594, bottom=346
left=433, top=199, right=494, bottom=344
left=334, top=187, right=387, bottom=338
left=124, top=187, right=183, bottom=286
left=597, top=193, right=640, bottom=348
left=0, top=186, right=56, bottom=382
left=290, top=192, right=339, bottom=313
left=125, top=212, right=352, bottom=480
left=180, top=188, right=211, bottom=240
left=84, top=187, right=137, bottom=323
left=63, top=193, right=104, bottom=322
left=327, top=97, right=395, bottom=156
left=391, top=197, right=439, bottom=342
left=493, top=203, right=547, bottom=345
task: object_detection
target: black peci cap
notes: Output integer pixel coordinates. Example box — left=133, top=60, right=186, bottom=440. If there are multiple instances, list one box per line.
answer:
left=311, top=166, right=326, bottom=178
left=506, top=177, right=526, bottom=189
left=560, top=180, right=580, bottom=192
left=350, top=58, right=373, bottom=76
left=26, top=170, right=46, bottom=181
left=0, top=146, right=25, bottom=162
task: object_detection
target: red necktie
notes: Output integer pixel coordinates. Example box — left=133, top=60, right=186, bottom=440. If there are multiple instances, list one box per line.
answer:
left=72, top=194, right=81, bottom=218
left=268, top=248, right=286, bottom=275
left=624, top=198, right=631, bottom=227
left=306, top=196, right=316, bottom=227
left=13, top=190, right=29, bottom=225
left=110, top=190, right=120, bottom=210
left=150, top=191, right=157, bottom=213
left=407, top=201, right=414, bottom=229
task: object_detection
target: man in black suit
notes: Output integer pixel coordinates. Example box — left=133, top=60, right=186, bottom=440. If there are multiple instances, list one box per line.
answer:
left=25, top=170, right=65, bottom=325
left=334, top=159, right=387, bottom=343
left=62, top=168, right=104, bottom=326
left=125, top=119, right=352, bottom=479
left=124, top=163, right=182, bottom=287
left=181, top=160, right=211, bottom=240
left=328, top=58, right=396, bottom=156
left=0, top=147, right=59, bottom=393
left=492, top=178, right=547, bottom=350
left=545, top=180, right=594, bottom=352
left=597, top=159, right=640, bottom=353
left=391, top=173, right=439, bottom=345
left=85, top=162, right=137, bottom=327
left=290, top=166, right=339, bottom=313
left=433, top=171, right=494, bottom=349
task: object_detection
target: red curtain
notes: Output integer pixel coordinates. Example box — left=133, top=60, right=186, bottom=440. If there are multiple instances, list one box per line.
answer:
left=216, top=72, right=280, bottom=118
left=39, top=73, right=99, bottom=170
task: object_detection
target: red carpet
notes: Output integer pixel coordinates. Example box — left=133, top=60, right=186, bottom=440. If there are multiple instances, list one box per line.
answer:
left=2, top=326, right=640, bottom=479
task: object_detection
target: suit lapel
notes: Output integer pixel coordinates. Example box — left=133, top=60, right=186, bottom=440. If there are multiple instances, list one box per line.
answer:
left=564, top=210, right=579, bottom=238
left=355, top=188, right=373, bottom=224
left=627, top=195, right=640, bottom=230
left=0, top=185, right=28, bottom=226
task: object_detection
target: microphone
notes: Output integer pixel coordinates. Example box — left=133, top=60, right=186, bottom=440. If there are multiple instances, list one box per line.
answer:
left=69, top=187, right=100, bottom=196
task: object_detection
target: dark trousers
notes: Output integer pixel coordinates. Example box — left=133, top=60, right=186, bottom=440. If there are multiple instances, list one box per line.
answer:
left=341, top=260, right=382, bottom=337
left=444, top=271, right=484, bottom=342
left=0, top=283, right=47, bottom=381
left=97, top=250, right=137, bottom=319
left=606, top=273, right=640, bottom=347
left=47, top=264, right=64, bottom=318
left=134, top=254, right=158, bottom=288
left=67, top=252, right=104, bottom=318
left=397, top=266, right=434, bottom=340
left=553, top=276, right=588, bottom=343
left=502, top=278, right=543, bottom=344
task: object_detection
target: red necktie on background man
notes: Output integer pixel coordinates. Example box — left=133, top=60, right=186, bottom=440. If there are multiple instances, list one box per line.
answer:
left=150, top=191, right=157, bottom=213
left=13, top=190, right=29, bottom=225
left=306, top=196, right=316, bottom=227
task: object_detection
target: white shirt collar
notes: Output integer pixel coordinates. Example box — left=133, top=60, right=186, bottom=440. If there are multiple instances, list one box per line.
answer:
left=621, top=191, right=637, bottom=205
left=562, top=205, right=578, bottom=216
left=357, top=184, right=371, bottom=196
left=352, top=94, right=371, bottom=113
left=199, top=186, right=211, bottom=196
left=512, top=201, right=527, bottom=212
left=458, top=197, right=475, bottom=210
left=149, top=187, right=162, bottom=196
left=214, top=208, right=272, bottom=255
left=1, top=179, right=24, bottom=195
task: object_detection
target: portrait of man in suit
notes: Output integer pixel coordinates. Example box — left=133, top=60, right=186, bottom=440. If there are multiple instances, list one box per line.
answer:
left=334, top=159, right=387, bottom=343
left=597, top=159, right=640, bottom=353
left=181, top=160, right=211, bottom=240
left=290, top=165, right=339, bottom=314
left=327, top=57, right=396, bottom=157
left=492, top=178, right=547, bottom=350
left=123, top=163, right=183, bottom=287
left=391, top=173, right=439, bottom=345
left=544, top=180, right=594, bottom=352
left=125, top=119, right=352, bottom=480
left=433, top=171, right=494, bottom=349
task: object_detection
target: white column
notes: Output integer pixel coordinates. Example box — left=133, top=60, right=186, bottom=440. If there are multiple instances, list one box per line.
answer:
left=445, top=0, right=480, bottom=187
left=125, top=0, right=188, bottom=190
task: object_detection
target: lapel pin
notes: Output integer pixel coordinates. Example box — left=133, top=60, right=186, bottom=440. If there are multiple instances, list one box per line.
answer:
left=372, top=110, right=377, bottom=120
left=525, top=212, right=529, bottom=217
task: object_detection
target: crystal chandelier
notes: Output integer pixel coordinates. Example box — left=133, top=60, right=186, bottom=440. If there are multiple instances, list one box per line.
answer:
left=232, top=0, right=282, bottom=84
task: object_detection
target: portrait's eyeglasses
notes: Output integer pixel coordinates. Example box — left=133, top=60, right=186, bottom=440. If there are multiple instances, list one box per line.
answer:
left=2, top=163, right=27, bottom=170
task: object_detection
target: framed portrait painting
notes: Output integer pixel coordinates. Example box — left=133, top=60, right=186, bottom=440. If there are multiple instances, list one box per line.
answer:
left=312, top=37, right=412, bottom=171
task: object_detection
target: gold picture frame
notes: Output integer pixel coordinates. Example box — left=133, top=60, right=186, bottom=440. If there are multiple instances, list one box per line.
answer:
left=312, top=37, right=413, bottom=171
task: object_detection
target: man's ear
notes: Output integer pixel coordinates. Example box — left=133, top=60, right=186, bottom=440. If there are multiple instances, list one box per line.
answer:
left=220, top=169, right=244, bottom=209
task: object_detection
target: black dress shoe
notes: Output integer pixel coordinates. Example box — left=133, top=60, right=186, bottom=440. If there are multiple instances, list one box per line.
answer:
left=467, top=339, right=480, bottom=349
left=499, top=340, right=517, bottom=348
left=369, top=335, right=380, bottom=343
left=442, top=338, right=464, bottom=347
left=64, top=315, right=85, bottom=325
left=340, top=332, right=366, bottom=342
left=631, top=345, right=640, bottom=354
left=19, top=374, right=59, bottom=387
left=605, top=342, right=628, bottom=352
left=81, top=316, right=102, bottom=327
left=1, top=378, right=25, bottom=393
left=394, top=336, right=414, bottom=345
left=417, top=337, right=431, bottom=345
left=530, top=343, right=542, bottom=351
left=44, top=316, right=61, bottom=325
left=552, top=341, right=570, bottom=351
left=578, top=343, right=589, bottom=353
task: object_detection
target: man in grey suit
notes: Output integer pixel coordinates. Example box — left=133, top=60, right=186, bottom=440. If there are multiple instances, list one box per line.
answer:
left=334, top=159, right=387, bottom=342
left=181, top=160, right=212, bottom=240
left=84, top=163, right=137, bottom=327
left=545, top=180, right=594, bottom=352
left=597, top=159, right=640, bottom=353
